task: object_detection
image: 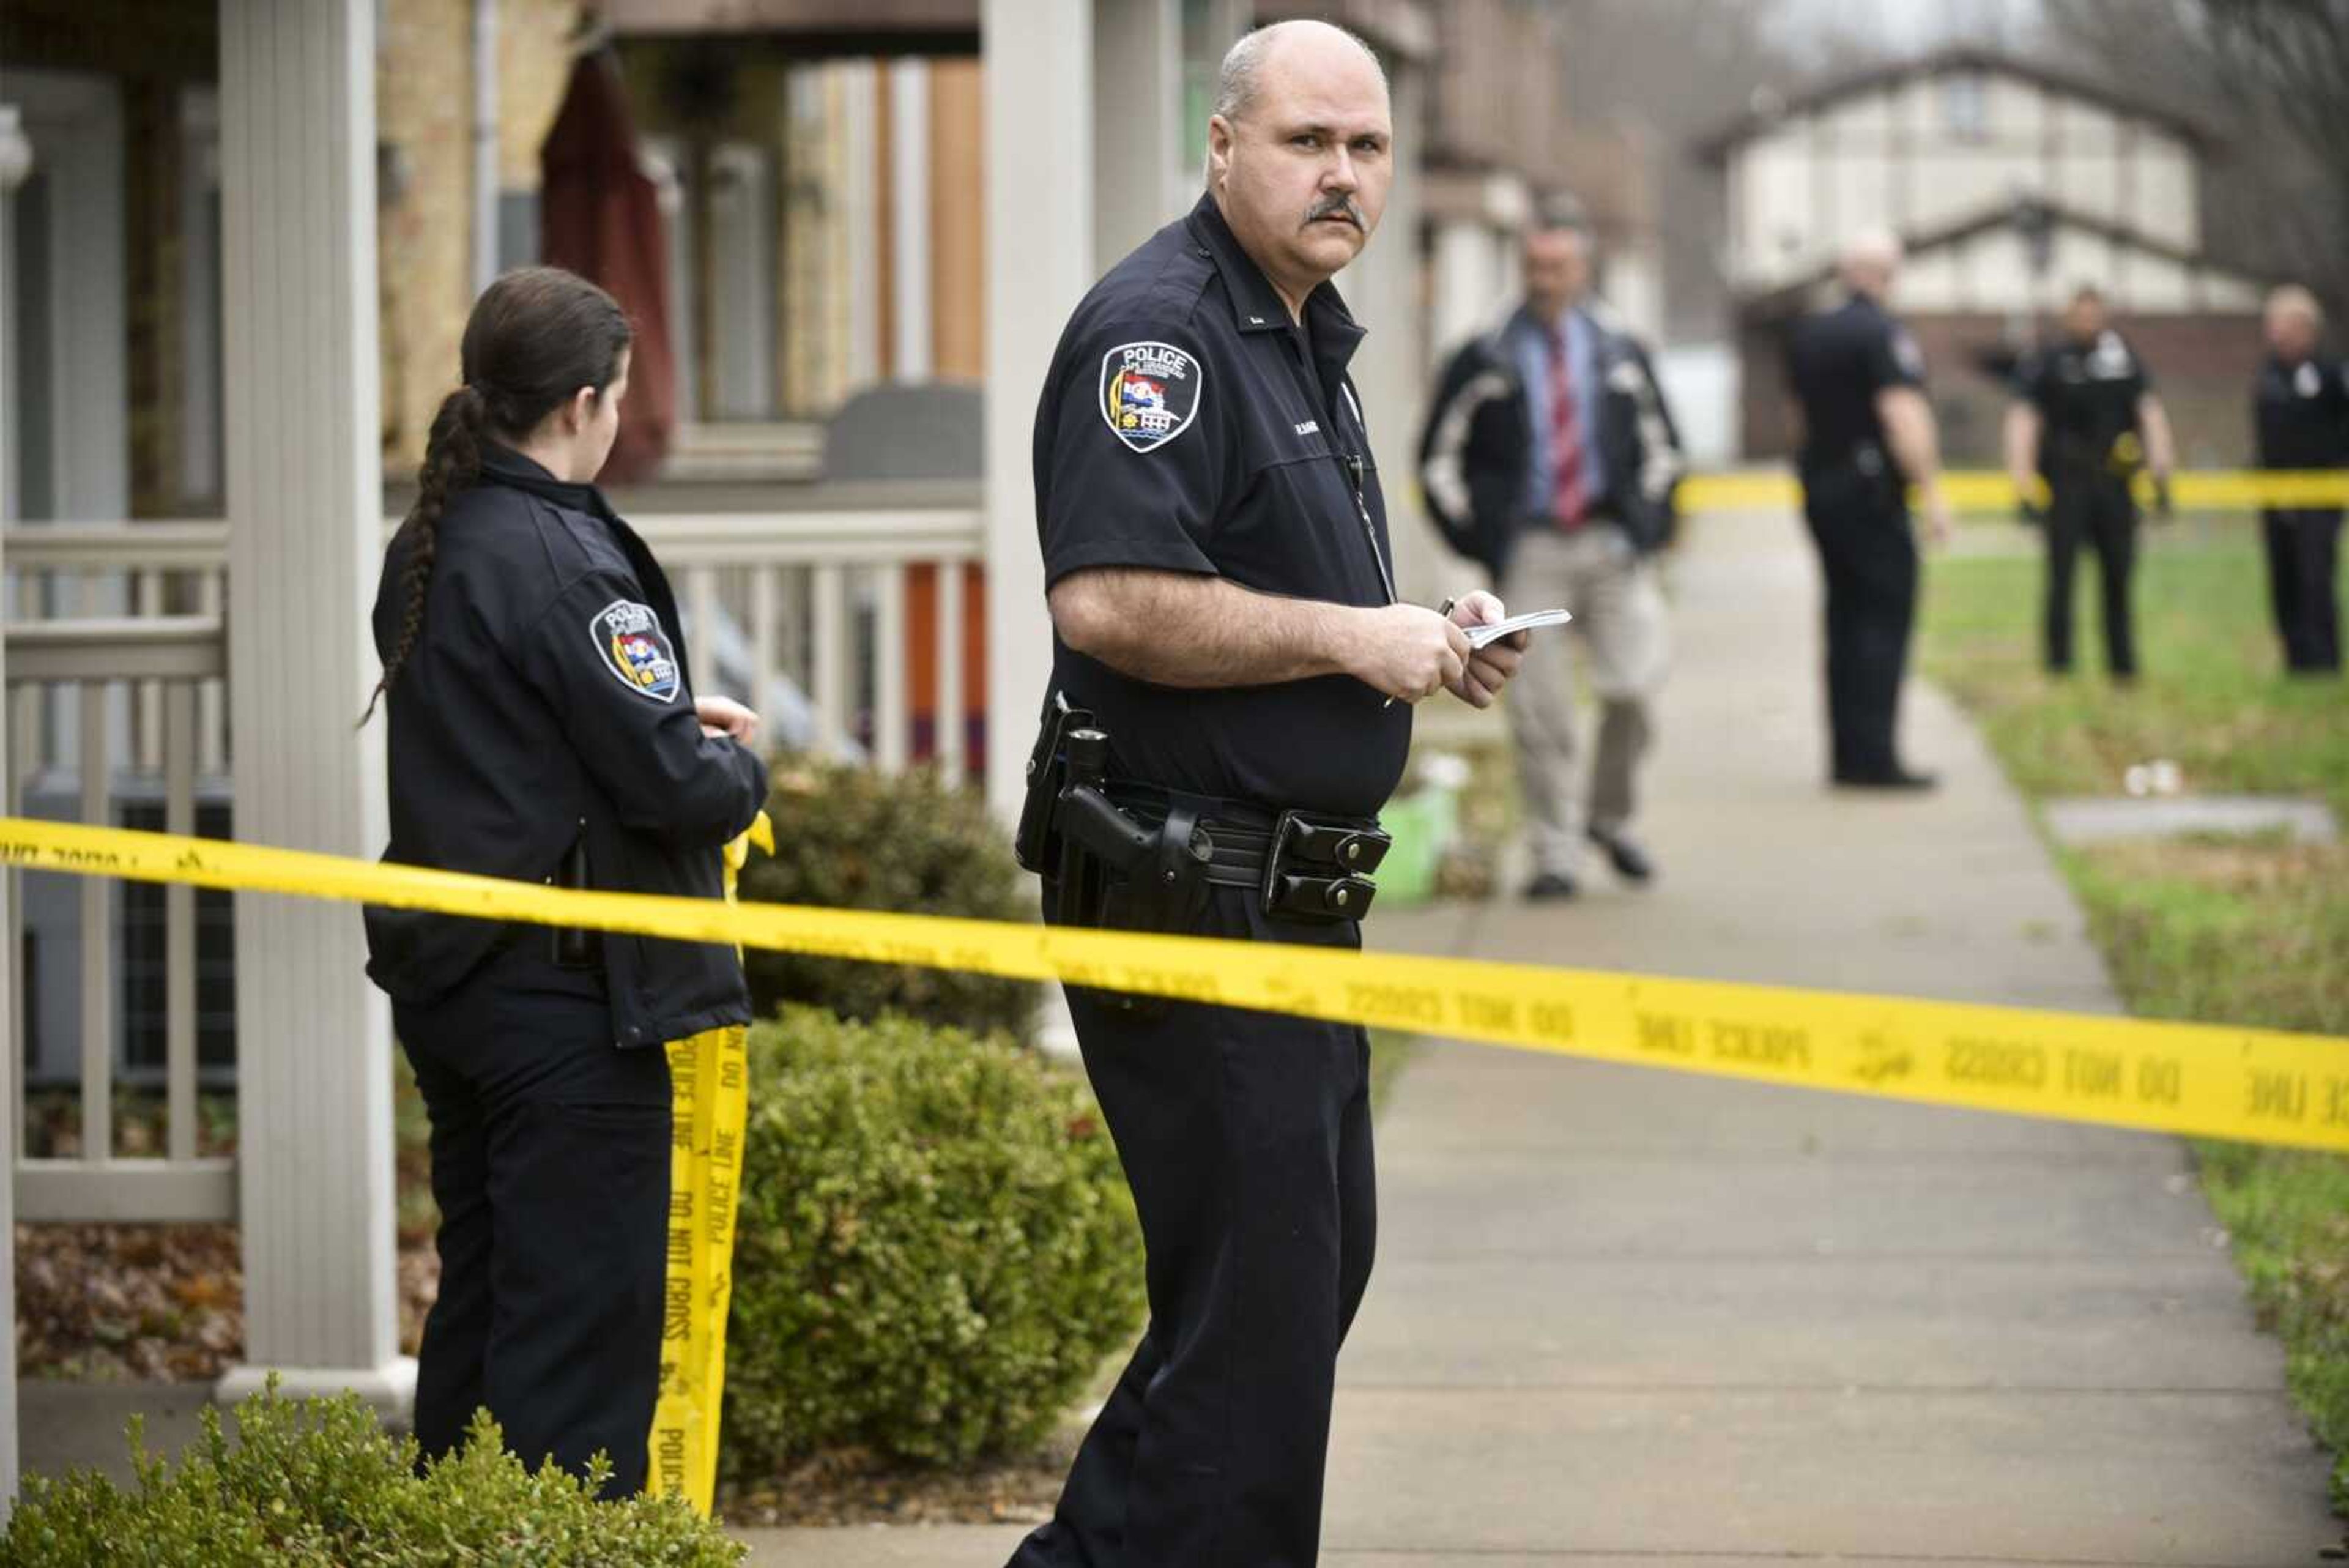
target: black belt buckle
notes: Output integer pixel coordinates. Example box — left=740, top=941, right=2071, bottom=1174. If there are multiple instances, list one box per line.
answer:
left=1261, top=809, right=1389, bottom=924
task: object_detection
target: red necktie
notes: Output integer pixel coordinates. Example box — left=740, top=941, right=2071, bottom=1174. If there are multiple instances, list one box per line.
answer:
left=1548, top=325, right=1587, bottom=529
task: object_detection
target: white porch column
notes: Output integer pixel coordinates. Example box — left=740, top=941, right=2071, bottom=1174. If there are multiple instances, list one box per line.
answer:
left=214, top=0, right=409, bottom=1414
left=1091, top=0, right=1182, bottom=269
left=0, top=100, right=30, bottom=1507
left=982, top=0, right=1094, bottom=819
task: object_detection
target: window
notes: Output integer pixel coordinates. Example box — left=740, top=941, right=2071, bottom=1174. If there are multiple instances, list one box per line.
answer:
left=1942, top=73, right=1987, bottom=143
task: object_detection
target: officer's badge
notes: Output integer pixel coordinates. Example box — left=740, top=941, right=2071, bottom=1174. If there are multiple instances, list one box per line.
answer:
left=590, top=598, right=682, bottom=703
left=2088, top=331, right=2134, bottom=379
left=1100, top=341, right=1203, bottom=452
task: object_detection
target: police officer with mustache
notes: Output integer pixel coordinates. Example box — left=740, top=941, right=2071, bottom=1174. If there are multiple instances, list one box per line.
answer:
left=1007, top=20, right=1524, bottom=1568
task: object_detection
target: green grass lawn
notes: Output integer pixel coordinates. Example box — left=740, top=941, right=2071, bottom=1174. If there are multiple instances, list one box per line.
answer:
left=1921, top=519, right=2349, bottom=1517
left=1925, top=517, right=2349, bottom=820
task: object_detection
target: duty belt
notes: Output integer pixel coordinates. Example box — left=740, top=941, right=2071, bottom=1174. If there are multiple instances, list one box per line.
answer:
left=1101, top=782, right=1389, bottom=921
left=1014, top=692, right=1390, bottom=928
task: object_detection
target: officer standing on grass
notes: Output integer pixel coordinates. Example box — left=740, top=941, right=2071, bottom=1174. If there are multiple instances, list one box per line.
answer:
left=2251, top=283, right=2348, bottom=675
left=1006, top=20, right=1525, bottom=1568
left=1786, top=230, right=1950, bottom=790
left=2003, top=283, right=2178, bottom=684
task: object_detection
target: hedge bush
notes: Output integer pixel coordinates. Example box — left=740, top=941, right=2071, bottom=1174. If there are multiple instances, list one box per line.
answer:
left=721, top=1008, right=1143, bottom=1475
left=738, top=760, right=1037, bottom=1041
left=0, top=1382, right=741, bottom=1567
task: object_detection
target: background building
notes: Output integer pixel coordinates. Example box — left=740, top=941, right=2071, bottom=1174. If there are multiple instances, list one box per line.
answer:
left=1701, top=46, right=2270, bottom=464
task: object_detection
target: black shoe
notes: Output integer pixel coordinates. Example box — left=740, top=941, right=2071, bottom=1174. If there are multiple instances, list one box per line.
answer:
left=1523, top=870, right=1579, bottom=901
left=1832, top=766, right=1938, bottom=791
left=1586, top=827, right=1655, bottom=883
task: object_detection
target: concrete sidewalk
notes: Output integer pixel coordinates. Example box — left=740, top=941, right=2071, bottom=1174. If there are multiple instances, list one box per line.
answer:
left=744, top=509, right=2336, bottom=1564
left=1312, top=509, right=2335, bottom=1564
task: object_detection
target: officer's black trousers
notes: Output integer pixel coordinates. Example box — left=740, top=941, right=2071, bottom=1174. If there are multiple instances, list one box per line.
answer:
left=2043, top=476, right=2139, bottom=677
left=1801, top=466, right=1918, bottom=779
left=2262, top=507, right=2343, bottom=672
left=1010, top=886, right=1377, bottom=1568
left=393, top=942, right=672, bottom=1499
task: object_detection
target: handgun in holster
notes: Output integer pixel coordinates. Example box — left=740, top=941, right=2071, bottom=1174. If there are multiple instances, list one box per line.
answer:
left=1015, top=692, right=1214, bottom=939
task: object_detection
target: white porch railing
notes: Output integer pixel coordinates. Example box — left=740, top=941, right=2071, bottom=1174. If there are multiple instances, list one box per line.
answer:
left=3, top=614, right=236, bottom=1222
left=2, top=503, right=985, bottom=1225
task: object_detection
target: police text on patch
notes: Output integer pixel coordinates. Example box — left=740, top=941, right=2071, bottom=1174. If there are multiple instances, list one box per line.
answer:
left=1099, top=341, right=1204, bottom=453
left=591, top=598, right=683, bottom=703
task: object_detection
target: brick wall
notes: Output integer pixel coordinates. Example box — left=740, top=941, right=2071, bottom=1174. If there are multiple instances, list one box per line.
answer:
left=377, top=0, right=581, bottom=473
left=377, top=0, right=475, bottom=471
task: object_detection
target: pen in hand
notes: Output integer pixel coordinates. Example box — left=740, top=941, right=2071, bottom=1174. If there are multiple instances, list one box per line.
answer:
left=1382, top=596, right=1456, bottom=710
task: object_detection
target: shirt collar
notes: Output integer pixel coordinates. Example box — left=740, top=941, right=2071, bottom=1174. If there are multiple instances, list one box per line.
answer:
left=479, top=442, right=615, bottom=522
left=1184, top=191, right=1367, bottom=366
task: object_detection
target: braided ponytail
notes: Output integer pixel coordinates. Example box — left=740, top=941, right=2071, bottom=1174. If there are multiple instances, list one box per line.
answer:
left=358, top=267, right=631, bottom=726
left=359, top=385, right=488, bottom=724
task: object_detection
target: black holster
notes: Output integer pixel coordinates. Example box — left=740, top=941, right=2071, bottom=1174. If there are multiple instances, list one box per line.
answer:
left=550, top=818, right=599, bottom=970
left=1015, top=693, right=1213, bottom=938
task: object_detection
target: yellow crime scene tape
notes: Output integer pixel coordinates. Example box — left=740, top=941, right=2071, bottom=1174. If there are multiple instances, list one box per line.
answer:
left=4, top=816, right=2345, bottom=1158
left=647, top=816, right=770, bottom=1514
left=1677, top=468, right=2349, bottom=515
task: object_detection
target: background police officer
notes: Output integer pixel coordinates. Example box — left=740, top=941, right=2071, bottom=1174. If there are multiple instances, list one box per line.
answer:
left=2251, top=283, right=2348, bottom=674
left=362, top=269, right=768, bottom=1498
left=1006, top=21, right=1523, bottom=1568
left=1785, top=230, right=1950, bottom=790
left=2003, top=283, right=2178, bottom=682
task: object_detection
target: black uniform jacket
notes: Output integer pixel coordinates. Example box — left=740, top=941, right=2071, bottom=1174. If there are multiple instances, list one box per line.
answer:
left=1416, top=305, right=1685, bottom=579
left=1785, top=292, right=1926, bottom=475
left=1034, top=193, right=1407, bottom=820
left=2254, top=352, right=2349, bottom=472
left=2014, top=329, right=2152, bottom=479
left=364, top=445, right=770, bottom=1047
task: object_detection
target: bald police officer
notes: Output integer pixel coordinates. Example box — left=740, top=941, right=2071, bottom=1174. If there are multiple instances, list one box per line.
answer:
left=2253, top=284, right=2348, bottom=674
left=1785, top=231, right=1950, bottom=790
left=2004, top=284, right=2178, bottom=682
left=1007, top=21, right=1525, bottom=1568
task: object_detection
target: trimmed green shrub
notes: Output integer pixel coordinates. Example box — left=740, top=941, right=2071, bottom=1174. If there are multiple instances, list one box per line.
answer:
left=0, top=1381, right=741, bottom=1567
left=721, top=1008, right=1143, bottom=1474
left=739, top=760, right=1038, bottom=1041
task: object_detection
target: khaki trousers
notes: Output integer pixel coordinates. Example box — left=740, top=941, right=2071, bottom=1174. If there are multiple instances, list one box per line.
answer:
left=1499, top=523, right=1670, bottom=878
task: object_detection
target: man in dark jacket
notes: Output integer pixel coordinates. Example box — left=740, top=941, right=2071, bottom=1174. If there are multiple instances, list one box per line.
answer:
left=1419, top=203, right=1683, bottom=897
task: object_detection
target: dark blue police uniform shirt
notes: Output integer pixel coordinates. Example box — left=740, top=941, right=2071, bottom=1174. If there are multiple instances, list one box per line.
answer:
left=2255, top=352, right=2349, bottom=472
left=1033, top=192, right=1408, bottom=820
left=2014, top=329, right=2151, bottom=476
left=1785, top=293, right=1925, bottom=468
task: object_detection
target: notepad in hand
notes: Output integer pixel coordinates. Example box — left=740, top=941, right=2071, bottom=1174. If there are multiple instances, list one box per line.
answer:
left=1463, top=608, right=1573, bottom=649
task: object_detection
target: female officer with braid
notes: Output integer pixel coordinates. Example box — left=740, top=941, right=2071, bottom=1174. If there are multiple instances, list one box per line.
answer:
left=360, top=267, right=768, bottom=1496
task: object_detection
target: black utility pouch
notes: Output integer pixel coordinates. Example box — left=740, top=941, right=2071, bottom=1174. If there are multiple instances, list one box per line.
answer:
left=1260, top=810, right=1389, bottom=924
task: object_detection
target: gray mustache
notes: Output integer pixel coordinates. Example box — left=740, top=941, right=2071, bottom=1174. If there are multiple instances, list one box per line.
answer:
left=1307, top=196, right=1364, bottom=228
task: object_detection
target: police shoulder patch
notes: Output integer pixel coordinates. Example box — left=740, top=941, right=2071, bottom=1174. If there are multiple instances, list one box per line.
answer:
left=1100, top=341, right=1203, bottom=452
left=590, top=598, right=682, bottom=703
left=1891, top=329, right=1926, bottom=381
